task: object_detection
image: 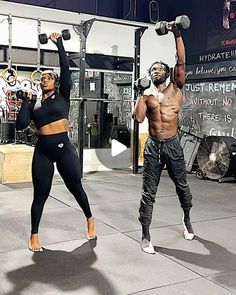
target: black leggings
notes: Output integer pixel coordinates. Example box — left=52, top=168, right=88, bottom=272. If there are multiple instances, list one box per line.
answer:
left=31, top=132, right=92, bottom=234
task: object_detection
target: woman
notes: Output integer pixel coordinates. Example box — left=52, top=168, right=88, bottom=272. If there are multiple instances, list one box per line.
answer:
left=16, top=32, right=96, bottom=252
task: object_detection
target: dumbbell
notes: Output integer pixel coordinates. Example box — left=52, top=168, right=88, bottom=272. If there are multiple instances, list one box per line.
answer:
left=155, top=15, right=190, bottom=35
left=16, top=90, right=37, bottom=100
left=16, top=90, right=28, bottom=100
left=133, top=77, right=151, bottom=95
left=39, top=29, right=71, bottom=44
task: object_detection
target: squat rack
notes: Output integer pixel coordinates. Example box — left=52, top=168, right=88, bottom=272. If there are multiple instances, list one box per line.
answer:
left=72, top=18, right=147, bottom=176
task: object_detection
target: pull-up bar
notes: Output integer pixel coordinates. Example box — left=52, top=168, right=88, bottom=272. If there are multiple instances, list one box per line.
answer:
left=0, top=13, right=148, bottom=29
left=0, top=12, right=78, bottom=26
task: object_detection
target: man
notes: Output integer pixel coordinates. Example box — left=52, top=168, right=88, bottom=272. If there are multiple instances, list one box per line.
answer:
left=132, top=23, right=194, bottom=254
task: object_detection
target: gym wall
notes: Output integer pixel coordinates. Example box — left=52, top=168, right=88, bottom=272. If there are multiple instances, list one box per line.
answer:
left=0, top=2, right=175, bottom=71
left=181, top=0, right=236, bottom=140
left=0, top=1, right=176, bottom=133
left=4, top=2, right=233, bottom=167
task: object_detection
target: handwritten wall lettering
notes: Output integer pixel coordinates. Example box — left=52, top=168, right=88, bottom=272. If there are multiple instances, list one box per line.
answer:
left=199, top=50, right=236, bottom=63
left=186, top=60, right=236, bottom=80
left=185, top=82, right=236, bottom=94
left=188, top=49, right=236, bottom=65
left=181, top=81, right=236, bottom=138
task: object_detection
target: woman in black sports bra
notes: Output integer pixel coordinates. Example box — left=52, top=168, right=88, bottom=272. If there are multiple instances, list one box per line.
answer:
left=16, top=32, right=96, bottom=252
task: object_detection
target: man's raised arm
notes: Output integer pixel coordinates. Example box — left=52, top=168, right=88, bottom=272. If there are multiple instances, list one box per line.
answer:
left=170, top=25, right=186, bottom=89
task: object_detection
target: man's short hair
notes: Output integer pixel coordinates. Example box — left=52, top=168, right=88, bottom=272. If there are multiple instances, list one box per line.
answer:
left=148, top=61, right=170, bottom=79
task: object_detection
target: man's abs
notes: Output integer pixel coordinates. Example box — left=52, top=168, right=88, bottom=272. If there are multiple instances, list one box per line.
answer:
left=149, top=120, right=178, bottom=140
left=147, top=91, right=181, bottom=140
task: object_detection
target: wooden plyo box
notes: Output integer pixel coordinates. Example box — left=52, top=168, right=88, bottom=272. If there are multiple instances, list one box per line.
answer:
left=138, top=133, right=148, bottom=163
left=0, top=144, right=34, bottom=184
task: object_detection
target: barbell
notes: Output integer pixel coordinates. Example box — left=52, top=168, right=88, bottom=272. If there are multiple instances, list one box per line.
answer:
left=155, top=15, right=190, bottom=36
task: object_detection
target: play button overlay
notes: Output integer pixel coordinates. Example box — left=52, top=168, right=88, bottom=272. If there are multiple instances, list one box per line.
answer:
left=111, top=139, right=127, bottom=157
left=94, top=125, right=132, bottom=170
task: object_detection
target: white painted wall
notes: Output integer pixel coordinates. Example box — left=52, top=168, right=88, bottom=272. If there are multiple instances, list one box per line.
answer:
left=0, top=1, right=177, bottom=167
left=0, top=1, right=175, bottom=69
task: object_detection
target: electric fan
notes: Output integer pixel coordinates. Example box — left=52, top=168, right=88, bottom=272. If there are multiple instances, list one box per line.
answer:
left=196, top=136, right=236, bottom=180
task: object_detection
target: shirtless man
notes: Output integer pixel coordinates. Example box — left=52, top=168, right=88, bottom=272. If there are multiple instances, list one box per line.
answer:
left=133, top=23, right=194, bottom=254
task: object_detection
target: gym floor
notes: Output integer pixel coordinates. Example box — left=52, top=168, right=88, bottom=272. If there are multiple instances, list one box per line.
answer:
left=0, top=169, right=236, bottom=295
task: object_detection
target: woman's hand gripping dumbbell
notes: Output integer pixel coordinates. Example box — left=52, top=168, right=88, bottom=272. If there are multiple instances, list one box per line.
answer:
left=38, top=29, right=71, bottom=44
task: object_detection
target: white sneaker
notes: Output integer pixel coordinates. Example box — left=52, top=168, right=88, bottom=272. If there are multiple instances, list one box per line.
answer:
left=141, top=239, right=155, bottom=254
left=182, top=216, right=194, bottom=240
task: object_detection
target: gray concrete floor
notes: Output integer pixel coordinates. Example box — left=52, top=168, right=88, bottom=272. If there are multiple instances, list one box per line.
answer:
left=0, top=169, right=236, bottom=295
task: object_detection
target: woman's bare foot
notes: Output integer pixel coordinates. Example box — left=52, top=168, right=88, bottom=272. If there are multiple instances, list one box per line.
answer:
left=28, top=233, right=43, bottom=252
left=86, top=217, right=97, bottom=240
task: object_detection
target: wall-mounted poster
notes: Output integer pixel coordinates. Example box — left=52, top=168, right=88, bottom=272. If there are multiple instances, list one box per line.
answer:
left=208, top=0, right=236, bottom=50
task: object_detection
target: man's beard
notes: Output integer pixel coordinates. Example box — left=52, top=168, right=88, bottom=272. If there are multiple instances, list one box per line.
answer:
left=151, top=75, right=166, bottom=86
